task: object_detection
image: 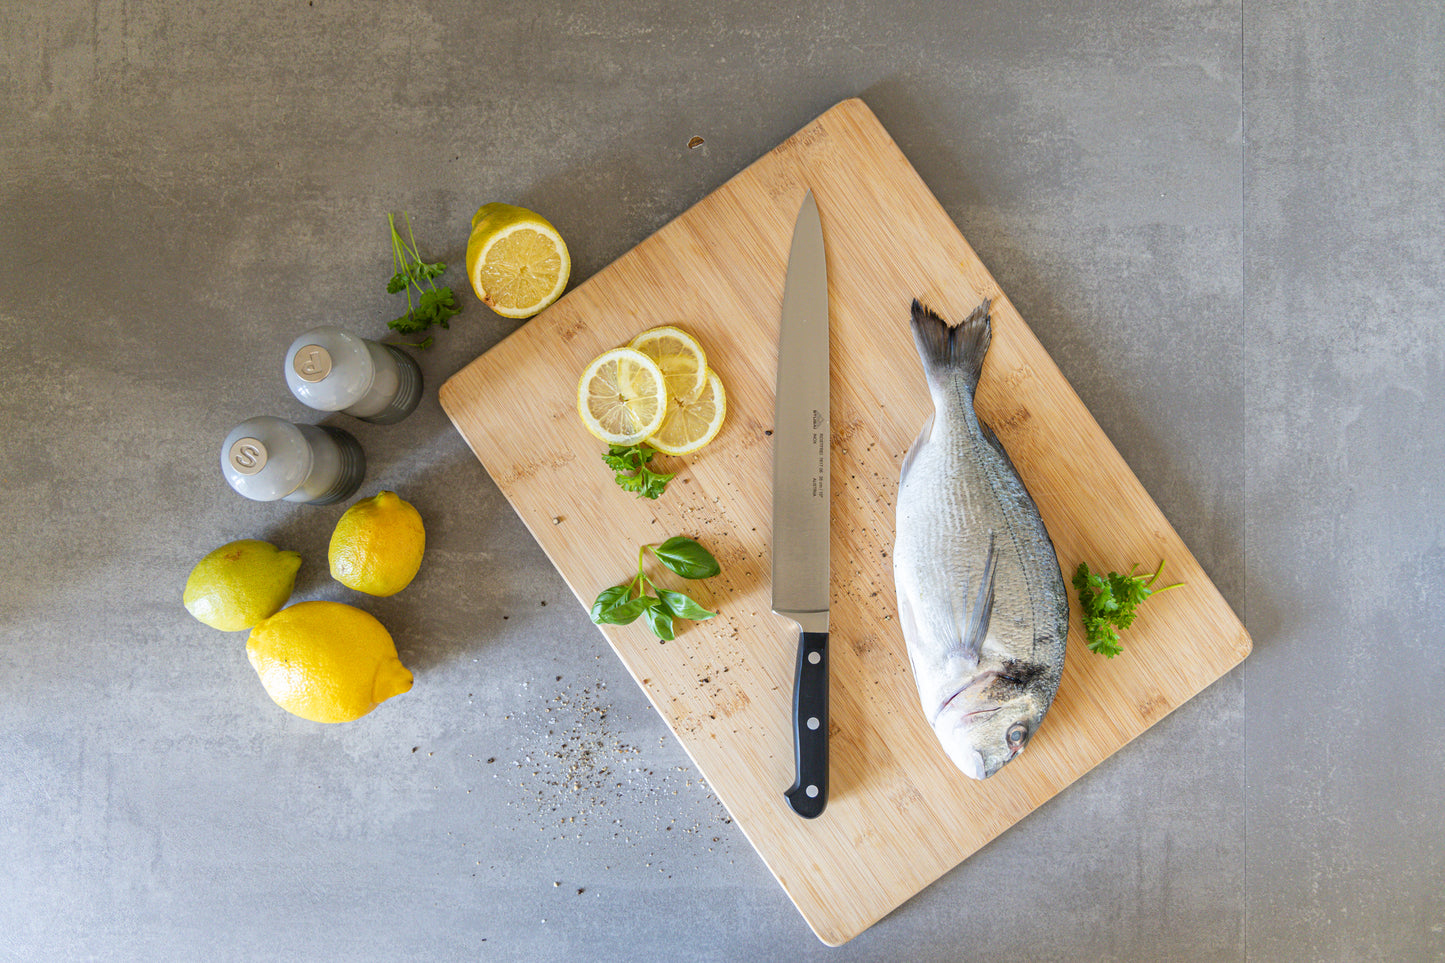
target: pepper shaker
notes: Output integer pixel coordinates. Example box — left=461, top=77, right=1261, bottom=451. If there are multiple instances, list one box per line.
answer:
left=284, top=326, right=423, bottom=424
left=221, top=416, right=366, bottom=505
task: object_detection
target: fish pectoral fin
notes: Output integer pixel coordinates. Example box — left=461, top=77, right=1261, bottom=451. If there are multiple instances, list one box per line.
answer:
left=901, top=534, right=999, bottom=687
left=897, top=591, right=925, bottom=683
left=898, top=412, right=934, bottom=485
left=950, top=532, right=999, bottom=667
left=898, top=588, right=957, bottom=728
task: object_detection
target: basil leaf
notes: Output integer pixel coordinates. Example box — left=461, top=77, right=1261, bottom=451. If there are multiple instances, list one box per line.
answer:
left=600, top=597, right=653, bottom=626
left=646, top=605, right=675, bottom=641
left=650, top=536, right=720, bottom=580
left=593, top=592, right=654, bottom=626
left=590, top=585, right=630, bottom=623
left=656, top=588, right=715, bottom=621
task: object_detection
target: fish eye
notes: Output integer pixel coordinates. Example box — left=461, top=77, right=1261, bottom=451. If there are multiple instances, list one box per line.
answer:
left=1006, top=723, right=1028, bottom=746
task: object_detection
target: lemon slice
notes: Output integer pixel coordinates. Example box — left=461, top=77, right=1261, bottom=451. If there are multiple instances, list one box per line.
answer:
left=466, top=203, right=571, bottom=319
left=628, top=325, right=709, bottom=406
left=577, top=347, right=668, bottom=445
left=646, top=368, right=727, bottom=455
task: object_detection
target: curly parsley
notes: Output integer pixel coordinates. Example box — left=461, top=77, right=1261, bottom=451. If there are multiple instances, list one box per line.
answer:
left=1073, top=559, right=1182, bottom=658
left=602, top=444, right=675, bottom=500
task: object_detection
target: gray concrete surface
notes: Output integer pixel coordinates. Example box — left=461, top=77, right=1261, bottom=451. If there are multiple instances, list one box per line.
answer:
left=1, top=1, right=1440, bottom=960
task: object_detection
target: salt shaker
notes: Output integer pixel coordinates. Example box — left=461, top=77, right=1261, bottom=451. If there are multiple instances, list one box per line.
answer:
left=221, top=416, right=366, bottom=505
left=284, top=326, right=423, bottom=424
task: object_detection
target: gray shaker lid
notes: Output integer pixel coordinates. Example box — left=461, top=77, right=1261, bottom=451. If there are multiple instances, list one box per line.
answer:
left=220, top=416, right=312, bottom=501
left=284, top=326, right=375, bottom=412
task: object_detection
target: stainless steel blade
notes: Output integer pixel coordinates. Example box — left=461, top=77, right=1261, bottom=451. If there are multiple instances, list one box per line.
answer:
left=771, top=191, right=830, bottom=634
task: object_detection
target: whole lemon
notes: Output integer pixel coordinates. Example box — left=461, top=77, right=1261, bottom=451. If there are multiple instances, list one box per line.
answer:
left=183, top=539, right=302, bottom=631
left=328, top=491, right=426, bottom=596
left=246, top=601, right=413, bottom=723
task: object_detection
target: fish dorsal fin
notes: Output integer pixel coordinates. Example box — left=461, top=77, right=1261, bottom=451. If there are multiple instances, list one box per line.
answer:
left=953, top=532, right=998, bottom=666
left=978, top=418, right=1017, bottom=469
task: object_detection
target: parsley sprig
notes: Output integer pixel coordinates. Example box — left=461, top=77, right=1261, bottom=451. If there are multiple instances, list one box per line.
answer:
left=1073, top=559, right=1182, bottom=658
left=603, top=444, right=675, bottom=500
left=590, top=536, right=720, bottom=641
left=385, top=212, right=460, bottom=348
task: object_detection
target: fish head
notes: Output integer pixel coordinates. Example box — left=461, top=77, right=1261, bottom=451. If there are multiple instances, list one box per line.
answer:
left=934, top=684, right=1051, bottom=780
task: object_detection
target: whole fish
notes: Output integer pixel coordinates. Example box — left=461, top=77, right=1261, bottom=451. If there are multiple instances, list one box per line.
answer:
left=893, top=299, right=1068, bottom=779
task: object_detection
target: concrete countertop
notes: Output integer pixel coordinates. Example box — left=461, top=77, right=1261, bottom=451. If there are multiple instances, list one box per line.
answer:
left=2, top=1, right=1441, bottom=960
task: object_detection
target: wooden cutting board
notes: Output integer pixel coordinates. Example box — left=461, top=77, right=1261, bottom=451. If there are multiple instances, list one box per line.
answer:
left=440, top=98, right=1251, bottom=946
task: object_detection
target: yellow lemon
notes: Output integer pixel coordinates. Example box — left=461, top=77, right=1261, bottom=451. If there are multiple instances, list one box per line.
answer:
left=628, top=325, right=710, bottom=406
left=328, top=491, right=426, bottom=597
left=183, top=539, right=302, bottom=632
left=465, top=203, right=571, bottom=319
left=246, top=601, right=413, bottom=723
left=646, top=368, right=727, bottom=455
left=576, top=347, right=668, bottom=445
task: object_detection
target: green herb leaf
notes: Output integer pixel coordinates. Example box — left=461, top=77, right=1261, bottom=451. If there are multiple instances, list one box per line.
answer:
left=602, top=446, right=643, bottom=473
left=646, top=605, right=676, bottom=641
left=383, top=212, right=457, bottom=348
left=591, top=536, right=722, bottom=638
left=613, top=472, right=646, bottom=496
left=1084, top=619, right=1123, bottom=658
left=595, top=594, right=655, bottom=626
left=589, top=584, right=632, bottom=623
left=1074, top=560, right=1181, bottom=658
left=656, top=588, right=715, bottom=621
left=603, top=444, right=674, bottom=500
left=651, top=536, right=720, bottom=580
left=388, top=312, right=428, bottom=334
left=418, top=286, right=460, bottom=328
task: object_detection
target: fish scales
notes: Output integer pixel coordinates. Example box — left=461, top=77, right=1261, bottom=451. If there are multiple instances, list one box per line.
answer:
left=893, top=299, right=1068, bottom=780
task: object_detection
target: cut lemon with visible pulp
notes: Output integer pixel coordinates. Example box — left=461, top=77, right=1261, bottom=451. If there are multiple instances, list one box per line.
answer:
left=647, top=368, right=727, bottom=455
left=628, top=325, right=709, bottom=406
left=466, top=203, right=571, bottom=319
left=577, top=347, right=668, bottom=445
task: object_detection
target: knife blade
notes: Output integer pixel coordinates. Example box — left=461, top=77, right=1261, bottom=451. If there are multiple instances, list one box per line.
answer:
left=771, top=191, right=830, bottom=820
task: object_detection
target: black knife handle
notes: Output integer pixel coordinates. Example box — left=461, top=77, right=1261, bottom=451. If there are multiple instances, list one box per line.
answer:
left=784, top=630, right=829, bottom=819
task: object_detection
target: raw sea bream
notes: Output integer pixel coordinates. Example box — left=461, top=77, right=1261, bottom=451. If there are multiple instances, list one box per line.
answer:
left=892, top=299, right=1069, bottom=779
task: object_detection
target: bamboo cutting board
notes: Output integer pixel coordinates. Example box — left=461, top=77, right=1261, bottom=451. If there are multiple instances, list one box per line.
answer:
left=440, top=98, right=1250, bottom=946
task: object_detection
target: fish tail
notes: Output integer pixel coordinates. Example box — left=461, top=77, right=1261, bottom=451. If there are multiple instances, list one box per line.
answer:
left=909, top=299, right=992, bottom=393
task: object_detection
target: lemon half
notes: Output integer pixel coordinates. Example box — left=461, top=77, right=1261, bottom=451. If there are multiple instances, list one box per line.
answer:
left=465, top=203, right=571, bottom=319
left=577, top=347, right=668, bottom=445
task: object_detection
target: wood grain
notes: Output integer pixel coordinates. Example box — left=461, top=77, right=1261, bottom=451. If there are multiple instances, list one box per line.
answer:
left=439, top=99, right=1251, bottom=946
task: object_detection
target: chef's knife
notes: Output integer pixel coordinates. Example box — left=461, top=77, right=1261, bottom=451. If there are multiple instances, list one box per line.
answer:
left=771, top=191, right=830, bottom=820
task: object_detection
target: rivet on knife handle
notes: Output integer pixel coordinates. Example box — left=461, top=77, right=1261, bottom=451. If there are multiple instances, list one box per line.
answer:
left=784, top=630, right=829, bottom=818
